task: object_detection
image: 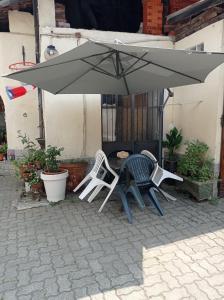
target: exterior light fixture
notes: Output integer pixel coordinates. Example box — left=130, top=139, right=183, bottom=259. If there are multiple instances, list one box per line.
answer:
left=44, top=45, right=59, bottom=60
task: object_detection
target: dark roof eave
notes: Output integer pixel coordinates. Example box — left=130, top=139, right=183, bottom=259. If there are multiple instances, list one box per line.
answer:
left=0, top=0, right=21, bottom=7
left=167, top=0, right=224, bottom=24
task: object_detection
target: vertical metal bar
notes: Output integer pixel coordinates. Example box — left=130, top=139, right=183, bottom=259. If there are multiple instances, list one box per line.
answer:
left=126, top=97, right=129, bottom=143
left=101, top=95, right=103, bottom=144
left=106, top=95, right=109, bottom=142
left=112, top=95, right=114, bottom=142
left=115, top=95, right=118, bottom=142
left=146, top=92, right=149, bottom=141
left=131, top=94, right=135, bottom=153
left=142, top=94, right=144, bottom=142
left=158, top=89, right=164, bottom=166
left=117, top=96, right=124, bottom=142
left=136, top=95, right=139, bottom=142
left=32, top=0, right=45, bottom=147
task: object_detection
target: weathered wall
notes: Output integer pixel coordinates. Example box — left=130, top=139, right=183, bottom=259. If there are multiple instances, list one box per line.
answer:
left=8, top=10, right=34, bottom=34
left=0, top=30, right=39, bottom=152
left=164, top=20, right=224, bottom=169
left=1, top=6, right=173, bottom=159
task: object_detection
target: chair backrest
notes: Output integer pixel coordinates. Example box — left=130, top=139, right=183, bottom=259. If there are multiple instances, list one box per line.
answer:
left=141, top=150, right=158, bottom=164
left=91, top=150, right=107, bottom=175
left=120, top=154, right=155, bottom=186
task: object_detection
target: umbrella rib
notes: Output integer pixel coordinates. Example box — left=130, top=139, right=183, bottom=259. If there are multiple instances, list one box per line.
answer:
left=95, top=43, right=202, bottom=83
left=121, top=52, right=148, bottom=76
left=54, top=52, right=114, bottom=94
left=116, top=49, right=202, bottom=83
left=80, top=57, right=116, bottom=78
left=7, top=51, right=113, bottom=75
left=125, top=62, right=151, bottom=76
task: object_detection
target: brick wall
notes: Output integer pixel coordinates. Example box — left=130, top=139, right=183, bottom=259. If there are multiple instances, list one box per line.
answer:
left=143, top=0, right=163, bottom=35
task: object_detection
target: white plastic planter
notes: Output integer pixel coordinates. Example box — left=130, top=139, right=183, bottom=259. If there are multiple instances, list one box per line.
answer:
left=41, top=170, right=68, bottom=202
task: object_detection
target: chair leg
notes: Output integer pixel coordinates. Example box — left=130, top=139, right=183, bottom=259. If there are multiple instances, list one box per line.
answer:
left=148, top=187, right=164, bottom=216
left=79, top=180, right=100, bottom=200
left=115, top=186, right=132, bottom=224
left=73, top=175, right=90, bottom=192
left=87, top=185, right=104, bottom=203
left=98, top=188, right=114, bottom=213
left=127, top=185, right=145, bottom=210
left=158, top=188, right=177, bottom=201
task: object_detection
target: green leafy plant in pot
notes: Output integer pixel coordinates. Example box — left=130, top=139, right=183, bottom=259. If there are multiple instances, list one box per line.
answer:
left=163, top=126, right=182, bottom=172
left=13, top=132, right=46, bottom=181
left=177, top=140, right=217, bottom=201
left=28, top=169, right=44, bottom=195
left=41, top=146, right=68, bottom=203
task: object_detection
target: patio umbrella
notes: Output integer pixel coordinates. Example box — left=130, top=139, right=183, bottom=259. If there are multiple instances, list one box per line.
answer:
left=4, top=40, right=224, bottom=95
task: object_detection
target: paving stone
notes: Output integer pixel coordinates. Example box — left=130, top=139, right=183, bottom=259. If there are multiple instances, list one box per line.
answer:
left=196, top=279, right=221, bottom=299
left=144, top=282, right=169, bottom=297
left=120, top=289, right=147, bottom=300
left=45, top=278, right=59, bottom=297
left=177, top=272, right=201, bottom=285
left=0, top=175, right=224, bottom=300
left=163, top=287, right=189, bottom=300
left=17, top=282, right=44, bottom=296
left=185, top=283, right=209, bottom=300
left=57, top=275, right=71, bottom=292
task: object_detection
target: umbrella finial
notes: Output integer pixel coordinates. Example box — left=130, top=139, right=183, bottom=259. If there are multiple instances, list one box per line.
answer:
left=114, top=39, right=124, bottom=45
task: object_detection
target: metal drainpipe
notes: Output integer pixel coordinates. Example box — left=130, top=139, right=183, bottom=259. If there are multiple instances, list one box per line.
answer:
left=32, top=0, right=45, bottom=149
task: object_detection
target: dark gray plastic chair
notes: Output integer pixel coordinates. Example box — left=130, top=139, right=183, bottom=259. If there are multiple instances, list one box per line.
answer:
left=119, top=154, right=164, bottom=218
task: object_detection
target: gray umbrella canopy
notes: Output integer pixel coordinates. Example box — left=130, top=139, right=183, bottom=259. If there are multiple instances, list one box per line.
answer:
left=4, top=40, right=224, bottom=95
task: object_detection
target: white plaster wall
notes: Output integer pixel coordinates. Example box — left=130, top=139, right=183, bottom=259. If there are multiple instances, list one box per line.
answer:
left=164, top=20, right=224, bottom=165
left=40, top=27, right=173, bottom=159
left=8, top=11, right=34, bottom=35
left=0, top=31, right=39, bottom=151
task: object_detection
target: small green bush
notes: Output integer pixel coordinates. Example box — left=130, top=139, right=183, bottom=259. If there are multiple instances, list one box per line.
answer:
left=45, top=145, right=64, bottom=173
left=177, top=140, right=214, bottom=182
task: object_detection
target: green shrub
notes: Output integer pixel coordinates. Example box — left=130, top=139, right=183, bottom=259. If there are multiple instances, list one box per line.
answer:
left=177, top=140, right=214, bottom=182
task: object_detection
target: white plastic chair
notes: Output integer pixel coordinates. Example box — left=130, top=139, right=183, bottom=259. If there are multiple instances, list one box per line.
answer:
left=73, top=150, right=119, bottom=212
left=141, top=150, right=183, bottom=201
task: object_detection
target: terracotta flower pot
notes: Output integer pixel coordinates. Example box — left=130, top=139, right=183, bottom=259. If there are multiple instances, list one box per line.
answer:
left=60, top=162, right=88, bottom=192
left=0, top=153, right=4, bottom=161
left=31, top=181, right=44, bottom=194
left=19, top=165, right=31, bottom=180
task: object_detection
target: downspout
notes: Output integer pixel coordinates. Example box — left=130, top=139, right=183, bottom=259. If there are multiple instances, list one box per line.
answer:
left=32, top=0, right=45, bottom=148
left=159, top=88, right=173, bottom=166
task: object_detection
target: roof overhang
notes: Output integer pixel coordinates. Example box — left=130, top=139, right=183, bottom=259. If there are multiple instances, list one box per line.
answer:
left=0, top=0, right=21, bottom=7
left=167, top=0, right=224, bottom=24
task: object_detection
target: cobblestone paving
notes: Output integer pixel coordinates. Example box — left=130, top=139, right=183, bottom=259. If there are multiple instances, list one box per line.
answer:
left=0, top=175, right=224, bottom=300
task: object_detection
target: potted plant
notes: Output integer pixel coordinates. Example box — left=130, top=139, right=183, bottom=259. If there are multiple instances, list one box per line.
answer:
left=163, top=126, right=183, bottom=172
left=0, top=143, right=7, bottom=161
left=13, top=132, right=46, bottom=178
left=60, top=159, right=88, bottom=192
left=41, top=146, right=68, bottom=202
left=177, top=140, right=218, bottom=201
left=28, top=170, right=44, bottom=194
